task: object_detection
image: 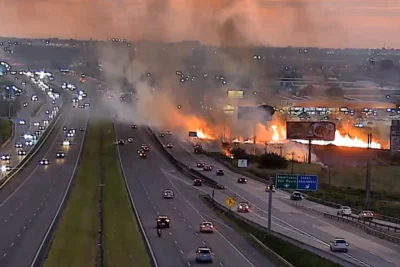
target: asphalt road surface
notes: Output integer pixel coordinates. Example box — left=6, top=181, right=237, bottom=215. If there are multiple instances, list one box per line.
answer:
left=115, top=123, right=274, bottom=267
left=154, top=132, right=400, bottom=267
left=0, top=102, right=88, bottom=267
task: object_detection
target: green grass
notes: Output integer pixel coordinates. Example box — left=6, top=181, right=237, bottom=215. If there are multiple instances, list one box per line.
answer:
left=206, top=152, right=400, bottom=217
left=102, top=122, right=151, bottom=267
left=200, top=195, right=341, bottom=267
left=44, top=123, right=100, bottom=267
left=0, top=119, right=12, bottom=146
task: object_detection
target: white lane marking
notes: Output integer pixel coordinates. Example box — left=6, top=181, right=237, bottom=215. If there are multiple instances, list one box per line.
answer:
left=160, top=170, right=257, bottom=267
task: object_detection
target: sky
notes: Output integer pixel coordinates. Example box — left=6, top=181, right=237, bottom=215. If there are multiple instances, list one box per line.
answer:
left=0, top=0, right=399, bottom=48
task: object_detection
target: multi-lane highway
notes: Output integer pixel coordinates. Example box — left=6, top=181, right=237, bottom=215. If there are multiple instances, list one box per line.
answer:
left=0, top=104, right=88, bottom=267
left=154, top=132, right=400, bottom=267
left=115, top=123, right=273, bottom=267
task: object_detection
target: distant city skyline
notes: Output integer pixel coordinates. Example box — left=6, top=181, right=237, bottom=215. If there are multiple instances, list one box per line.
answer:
left=0, top=0, right=399, bottom=49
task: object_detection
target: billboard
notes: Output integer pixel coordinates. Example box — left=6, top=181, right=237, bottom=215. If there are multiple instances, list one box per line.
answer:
left=188, top=131, right=197, bottom=137
left=227, top=90, right=244, bottom=99
left=223, top=104, right=235, bottom=114
left=286, top=121, right=336, bottom=141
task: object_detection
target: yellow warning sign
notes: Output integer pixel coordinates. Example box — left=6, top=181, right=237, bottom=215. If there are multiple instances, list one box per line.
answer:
left=225, top=197, right=236, bottom=207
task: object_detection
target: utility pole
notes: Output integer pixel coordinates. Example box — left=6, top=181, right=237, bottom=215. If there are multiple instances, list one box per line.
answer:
left=279, top=145, right=283, bottom=157
left=328, top=165, right=331, bottom=194
left=253, top=123, right=256, bottom=155
left=365, top=133, right=372, bottom=207
left=264, top=142, right=268, bottom=154
left=267, top=176, right=273, bottom=235
left=291, top=152, right=295, bottom=174
left=308, top=139, right=312, bottom=164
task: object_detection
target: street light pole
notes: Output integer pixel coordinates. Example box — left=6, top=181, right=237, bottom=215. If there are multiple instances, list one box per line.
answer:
left=291, top=152, right=295, bottom=174
left=267, top=176, right=273, bottom=235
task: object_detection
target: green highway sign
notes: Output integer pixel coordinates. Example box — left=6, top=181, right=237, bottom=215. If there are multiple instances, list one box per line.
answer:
left=276, top=174, right=299, bottom=190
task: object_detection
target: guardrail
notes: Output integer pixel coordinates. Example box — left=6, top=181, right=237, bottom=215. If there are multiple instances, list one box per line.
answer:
left=202, top=150, right=400, bottom=226
left=200, top=194, right=359, bottom=267
left=0, top=100, right=66, bottom=188
left=285, top=200, right=400, bottom=244
left=147, top=127, right=225, bottom=190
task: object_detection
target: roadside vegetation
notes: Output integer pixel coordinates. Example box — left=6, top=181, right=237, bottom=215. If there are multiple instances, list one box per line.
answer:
left=0, top=119, right=13, bottom=146
left=200, top=195, right=341, bottom=267
left=0, top=99, right=21, bottom=117
left=44, top=121, right=150, bottom=267
left=205, top=147, right=400, bottom=218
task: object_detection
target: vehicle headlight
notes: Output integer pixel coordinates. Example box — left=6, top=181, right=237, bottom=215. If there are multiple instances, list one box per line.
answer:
left=166, top=219, right=170, bottom=222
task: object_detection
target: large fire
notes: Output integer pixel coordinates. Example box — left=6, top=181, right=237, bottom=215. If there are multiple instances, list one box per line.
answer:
left=195, top=124, right=383, bottom=149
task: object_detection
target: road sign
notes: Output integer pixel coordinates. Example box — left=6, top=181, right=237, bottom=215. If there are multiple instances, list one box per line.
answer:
left=188, top=131, right=197, bottom=137
left=275, top=174, right=318, bottom=191
left=297, top=175, right=318, bottom=190
left=225, top=197, right=235, bottom=207
left=276, top=174, right=298, bottom=190
left=237, top=159, right=247, bottom=168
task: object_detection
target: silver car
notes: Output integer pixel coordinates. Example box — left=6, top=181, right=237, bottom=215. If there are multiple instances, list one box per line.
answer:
left=163, top=190, right=174, bottom=199
left=329, top=238, right=349, bottom=252
left=195, top=247, right=213, bottom=263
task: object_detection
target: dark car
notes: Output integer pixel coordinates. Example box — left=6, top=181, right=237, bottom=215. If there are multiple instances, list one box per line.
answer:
left=156, top=215, right=170, bottom=228
left=216, top=169, right=224, bottom=176
left=193, top=179, right=202, bottom=186
left=139, top=152, right=147, bottom=158
left=127, top=137, right=134, bottom=143
left=117, top=140, right=125, bottom=145
left=290, top=191, right=302, bottom=200
left=79, top=127, right=85, bottom=131
left=131, top=125, right=138, bottom=129
left=203, top=165, right=213, bottom=171
left=196, top=162, right=205, bottom=168
left=166, top=143, right=173, bottom=148
left=237, top=177, right=247, bottom=184
left=159, top=133, right=165, bottom=137
left=56, top=151, right=65, bottom=158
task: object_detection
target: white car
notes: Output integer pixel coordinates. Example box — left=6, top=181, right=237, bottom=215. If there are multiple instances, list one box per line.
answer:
left=199, top=222, right=214, bottom=233
left=337, top=206, right=352, bottom=216
left=329, top=238, right=349, bottom=252
left=40, top=158, right=49, bottom=165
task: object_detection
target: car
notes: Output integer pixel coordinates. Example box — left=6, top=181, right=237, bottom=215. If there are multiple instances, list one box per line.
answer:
left=159, top=133, right=165, bottom=137
left=78, top=105, right=84, bottom=109
left=137, top=149, right=144, bottom=154
left=194, top=145, right=203, bottom=153
left=156, top=215, right=170, bottom=228
left=39, top=126, right=45, bottom=130
left=25, top=140, right=33, bottom=146
left=34, top=121, right=40, bottom=127
left=237, top=177, right=247, bottom=184
left=266, top=184, right=275, bottom=192
left=131, top=125, right=138, bottom=129
left=203, top=165, right=213, bottom=171
left=337, top=206, right=352, bottom=216
left=40, top=158, right=49, bottom=165
left=195, top=247, right=213, bottom=263
left=35, top=130, right=42, bottom=136
left=359, top=210, right=374, bottom=221
left=15, top=143, right=23, bottom=148
left=62, top=140, right=70, bottom=146
left=1, top=165, right=11, bottom=172
left=142, top=146, right=149, bottom=151
left=118, top=140, right=125, bottom=145
left=43, top=120, right=49, bottom=125
left=166, top=131, right=171, bottom=135
left=216, top=169, right=224, bottom=176
left=193, top=179, right=202, bottom=186
left=67, top=132, right=74, bottom=137
left=17, top=150, right=26, bottom=156
left=290, top=191, right=302, bottom=200
left=166, top=143, right=173, bottom=148
left=237, top=202, right=250, bottom=212
left=1, top=154, right=11, bottom=161
left=196, top=162, right=205, bottom=169
left=139, top=152, right=147, bottom=158
left=18, top=120, right=26, bottom=125
left=329, top=238, right=349, bottom=252
left=199, top=222, right=214, bottom=233
left=56, top=151, right=65, bottom=158
left=23, top=102, right=28, bottom=107
left=45, top=110, right=50, bottom=114
left=163, top=189, right=174, bottom=199
left=63, top=126, right=67, bottom=131
left=127, top=137, right=134, bottom=143
left=79, top=127, right=85, bottom=131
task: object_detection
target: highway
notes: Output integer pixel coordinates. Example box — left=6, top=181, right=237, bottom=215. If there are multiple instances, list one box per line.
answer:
left=0, top=100, right=88, bottom=267
left=115, top=123, right=273, bottom=267
left=0, top=76, right=59, bottom=179
left=154, top=132, right=400, bottom=267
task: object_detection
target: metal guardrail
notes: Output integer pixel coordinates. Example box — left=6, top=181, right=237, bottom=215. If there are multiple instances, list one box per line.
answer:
left=147, top=127, right=225, bottom=190
left=286, top=200, right=400, bottom=244
left=0, top=102, right=65, bottom=188
left=201, top=194, right=359, bottom=267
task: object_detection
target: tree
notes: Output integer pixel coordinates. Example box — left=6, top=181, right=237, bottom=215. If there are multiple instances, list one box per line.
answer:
left=230, top=148, right=248, bottom=160
left=258, top=153, right=288, bottom=169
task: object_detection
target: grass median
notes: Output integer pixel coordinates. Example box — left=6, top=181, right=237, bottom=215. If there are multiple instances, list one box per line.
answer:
left=44, top=121, right=151, bottom=267
left=102, top=122, right=150, bottom=267
left=0, top=119, right=12, bottom=146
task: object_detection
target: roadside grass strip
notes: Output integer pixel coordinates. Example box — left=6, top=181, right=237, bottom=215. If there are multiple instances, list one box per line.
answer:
left=0, top=119, right=12, bottom=146
left=102, top=122, right=151, bottom=267
left=43, top=123, right=100, bottom=267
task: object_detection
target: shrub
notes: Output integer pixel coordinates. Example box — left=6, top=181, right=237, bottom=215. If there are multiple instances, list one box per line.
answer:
left=230, top=147, right=248, bottom=160
left=258, top=153, right=288, bottom=169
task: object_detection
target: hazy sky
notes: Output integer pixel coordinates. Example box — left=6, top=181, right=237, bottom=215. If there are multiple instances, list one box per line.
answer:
left=0, top=0, right=399, bottom=48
